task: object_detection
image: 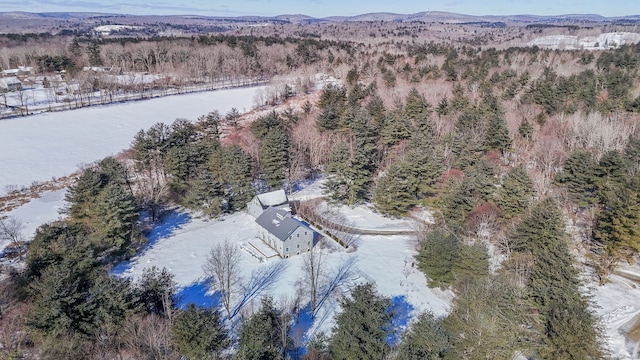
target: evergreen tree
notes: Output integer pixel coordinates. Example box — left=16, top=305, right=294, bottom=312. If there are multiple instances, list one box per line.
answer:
left=380, top=108, right=411, bottom=147
left=185, top=171, right=225, bottom=216
left=260, top=128, right=290, bottom=189
left=329, top=283, right=393, bottom=360
left=235, top=297, right=288, bottom=360
left=365, top=94, right=386, bottom=132
left=416, top=230, right=489, bottom=288
left=484, top=115, right=512, bottom=154
left=594, top=177, right=640, bottom=271
left=90, top=275, right=139, bottom=332
left=417, top=230, right=459, bottom=288
left=323, top=111, right=377, bottom=205
left=396, top=312, right=450, bottom=360
left=27, top=263, right=98, bottom=338
left=518, top=117, right=533, bottom=141
left=404, top=88, right=432, bottom=128
left=226, top=107, right=241, bottom=129
left=623, top=136, right=640, bottom=176
left=316, top=84, right=346, bottom=131
left=197, top=111, right=222, bottom=140
left=510, top=198, right=605, bottom=359
left=87, top=41, right=103, bottom=67
left=593, top=150, right=628, bottom=199
left=135, top=266, right=177, bottom=316
left=554, top=150, right=597, bottom=207
left=219, top=145, right=255, bottom=210
left=495, top=165, right=535, bottom=219
left=373, top=161, right=417, bottom=216
left=172, top=304, right=228, bottom=359
left=443, top=276, right=532, bottom=359
left=26, top=221, right=96, bottom=280
left=88, top=183, right=139, bottom=255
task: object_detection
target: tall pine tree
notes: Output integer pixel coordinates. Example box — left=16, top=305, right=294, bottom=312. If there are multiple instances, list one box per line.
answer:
left=510, top=198, right=605, bottom=359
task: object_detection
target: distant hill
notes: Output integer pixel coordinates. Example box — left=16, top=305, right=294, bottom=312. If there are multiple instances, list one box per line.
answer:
left=0, top=10, right=638, bottom=34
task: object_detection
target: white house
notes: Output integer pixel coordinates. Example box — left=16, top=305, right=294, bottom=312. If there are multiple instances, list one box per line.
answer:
left=248, top=189, right=318, bottom=258
left=255, top=206, right=317, bottom=258
left=0, top=77, right=22, bottom=92
left=247, top=189, right=288, bottom=218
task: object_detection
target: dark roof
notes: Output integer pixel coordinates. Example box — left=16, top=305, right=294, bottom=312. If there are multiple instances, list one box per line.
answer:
left=255, top=206, right=310, bottom=242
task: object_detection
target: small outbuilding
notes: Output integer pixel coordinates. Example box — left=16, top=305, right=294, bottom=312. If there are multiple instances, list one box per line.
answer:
left=247, top=189, right=289, bottom=218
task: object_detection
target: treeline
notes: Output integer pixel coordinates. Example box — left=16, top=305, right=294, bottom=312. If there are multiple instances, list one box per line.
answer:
left=295, top=40, right=640, bottom=358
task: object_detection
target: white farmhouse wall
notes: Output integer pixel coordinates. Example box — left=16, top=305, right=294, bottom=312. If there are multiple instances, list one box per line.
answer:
left=281, top=226, right=314, bottom=257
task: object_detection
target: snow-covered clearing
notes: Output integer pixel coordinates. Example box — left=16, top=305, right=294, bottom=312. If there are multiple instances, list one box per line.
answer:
left=0, top=86, right=264, bottom=195
left=527, top=32, right=640, bottom=50
left=0, top=189, right=66, bottom=254
left=112, top=208, right=451, bottom=339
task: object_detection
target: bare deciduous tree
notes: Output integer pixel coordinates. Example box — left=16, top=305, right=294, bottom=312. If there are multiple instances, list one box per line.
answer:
left=202, top=239, right=243, bottom=319
left=301, top=243, right=326, bottom=316
left=0, top=216, right=25, bottom=260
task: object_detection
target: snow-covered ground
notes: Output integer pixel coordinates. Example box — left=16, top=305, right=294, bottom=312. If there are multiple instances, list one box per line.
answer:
left=0, top=189, right=66, bottom=253
left=1, top=84, right=639, bottom=354
left=593, top=264, right=640, bottom=359
left=112, top=207, right=451, bottom=339
left=0, top=86, right=264, bottom=195
left=527, top=32, right=640, bottom=50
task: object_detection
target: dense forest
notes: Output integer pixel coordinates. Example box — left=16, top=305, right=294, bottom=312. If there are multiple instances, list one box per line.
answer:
left=1, top=23, right=640, bottom=359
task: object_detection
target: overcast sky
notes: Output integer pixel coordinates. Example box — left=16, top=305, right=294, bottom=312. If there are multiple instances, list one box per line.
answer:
left=1, top=0, right=638, bottom=18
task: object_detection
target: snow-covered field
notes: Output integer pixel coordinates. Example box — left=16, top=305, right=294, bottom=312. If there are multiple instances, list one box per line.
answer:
left=0, top=189, right=66, bottom=253
left=527, top=32, right=640, bottom=50
left=112, top=206, right=451, bottom=339
left=0, top=86, right=264, bottom=195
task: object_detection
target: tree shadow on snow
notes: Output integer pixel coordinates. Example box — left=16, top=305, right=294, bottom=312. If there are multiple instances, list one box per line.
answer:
left=177, top=281, right=221, bottom=309
left=387, top=295, right=415, bottom=347
left=111, top=211, right=191, bottom=276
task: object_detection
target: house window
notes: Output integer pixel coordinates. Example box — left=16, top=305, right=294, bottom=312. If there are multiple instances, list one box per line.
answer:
left=307, top=240, right=310, bottom=245
left=297, top=233, right=300, bottom=237
left=305, top=231, right=307, bottom=235
left=297, top=244, right=300, bottom=248
left=286, top=247, right=289, bottom=252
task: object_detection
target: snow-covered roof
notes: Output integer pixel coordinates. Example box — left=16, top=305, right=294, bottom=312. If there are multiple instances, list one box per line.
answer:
left=255, top=206, right=311, bottom=242
left=1, top=66, right=33, bottom=76
left=0, top=77, right=21, bottom=86
left=256, top=189, right=288, bottom=207
left=0, top=76, right=22, bottom=88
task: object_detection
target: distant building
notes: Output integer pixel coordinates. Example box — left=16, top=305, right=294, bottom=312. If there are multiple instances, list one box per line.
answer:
left=248, top=189, right=319, bottom=258
left=0, top=77, right=22, bottom=92
left=1, top=66, right=33, bottom=77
